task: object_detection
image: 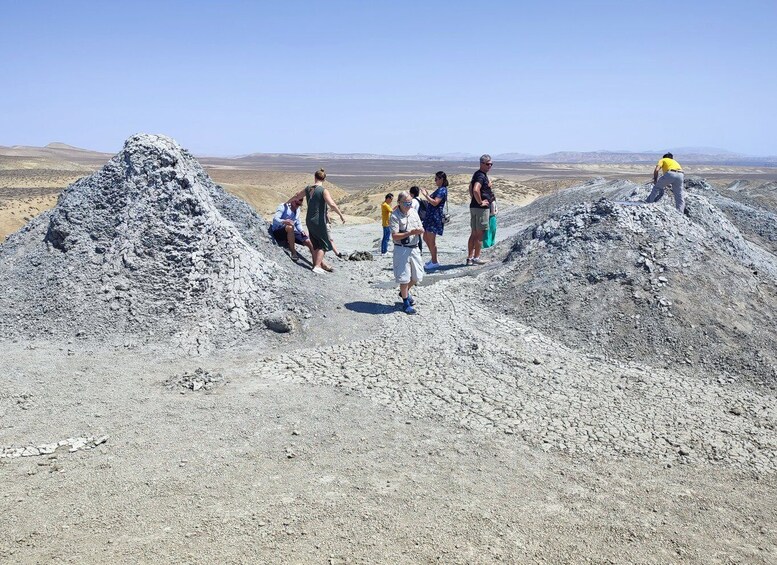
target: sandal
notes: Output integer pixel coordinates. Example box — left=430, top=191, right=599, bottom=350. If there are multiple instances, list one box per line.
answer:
left=322, top=263, right=334, bottom=272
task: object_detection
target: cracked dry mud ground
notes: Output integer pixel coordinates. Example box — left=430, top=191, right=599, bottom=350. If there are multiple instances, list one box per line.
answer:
left=1, top=207, right=777, bottom=564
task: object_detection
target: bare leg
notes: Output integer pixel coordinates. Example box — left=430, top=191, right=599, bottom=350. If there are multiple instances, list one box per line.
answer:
left=285, top=225, right=297, bottom=257
left=303, top=239, right=314, bottom=257
left=399, top=282, right=410, bottom=299
left=423, top=231, right=438, bottom=264
left=312, top=248, right=324, bottom=269
left=472, top=229, right=485, bottom=259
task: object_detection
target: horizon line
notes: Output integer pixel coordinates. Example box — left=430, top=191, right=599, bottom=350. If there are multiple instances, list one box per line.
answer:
left=3, top=141, right=777, bottom=161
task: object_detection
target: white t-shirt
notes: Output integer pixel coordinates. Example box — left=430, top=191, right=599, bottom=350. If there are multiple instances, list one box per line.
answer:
left=389, top=208, right=422, bottom=247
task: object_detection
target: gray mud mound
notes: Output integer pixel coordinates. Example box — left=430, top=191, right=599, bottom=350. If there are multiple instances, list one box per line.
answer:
left=720, top=179, right=777, bottom=211
left=0, top=134, right=298, bottom=348
left=475, top=192, right=777, bottom=385
left=692, top=179, right=777, bottom=256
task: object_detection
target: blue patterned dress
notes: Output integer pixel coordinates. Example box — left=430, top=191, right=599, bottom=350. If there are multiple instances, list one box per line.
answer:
left=422, top=187, right=448, bottom=235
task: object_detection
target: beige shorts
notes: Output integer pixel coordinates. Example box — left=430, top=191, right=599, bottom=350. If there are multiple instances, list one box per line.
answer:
left=393, top=246, right=424, bottom=284
left=470, top=207, right=489, bottom=231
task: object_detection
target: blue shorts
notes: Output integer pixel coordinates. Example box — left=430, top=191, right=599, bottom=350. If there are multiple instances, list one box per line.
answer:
left=272, top=227, right=309, bottom=247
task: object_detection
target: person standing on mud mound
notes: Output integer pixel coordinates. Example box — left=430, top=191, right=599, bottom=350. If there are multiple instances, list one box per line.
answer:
left=301, top=168, right=345, bottom=274
left=467, top=154, right=494, bottom=265
left=380, top=193, right=394, bottom=255
left=390, top=191, right=425, bottom=314
left=421, top=171, right=449, bottom=270
left=646, top=152, right=685, bottom=214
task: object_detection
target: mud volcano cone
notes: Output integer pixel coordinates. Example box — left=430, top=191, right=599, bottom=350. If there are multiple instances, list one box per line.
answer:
left=477, top=196, right=777, bottom=383
left=0, top=134, right=293, bottom=346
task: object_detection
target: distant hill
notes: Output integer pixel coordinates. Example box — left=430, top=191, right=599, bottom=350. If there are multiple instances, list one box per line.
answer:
left=494, top=152, right=535, bottom=161
left=0, top=143, right=112, bottom=166
left=235, top=152, right=454, bottom=162
left=2, top=142, right=776, bottom=167
left=526, top=150, right=777, bottom=166
left=672, top=146, right=739, bottom=155
left=45, top=142, right=88, bottom=151
left=233, top=149, right=777, bottom=166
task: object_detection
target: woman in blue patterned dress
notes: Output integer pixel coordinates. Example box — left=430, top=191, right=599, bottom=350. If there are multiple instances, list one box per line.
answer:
left=421, top=171, right=448, bottom=270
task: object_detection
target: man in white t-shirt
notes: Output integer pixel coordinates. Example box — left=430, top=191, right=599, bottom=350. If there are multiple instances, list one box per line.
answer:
left=390, top=191, right=424, bottom=314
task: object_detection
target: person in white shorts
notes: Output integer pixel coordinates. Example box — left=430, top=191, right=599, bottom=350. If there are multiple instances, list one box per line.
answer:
left=390, top=191, right=425, bottom=315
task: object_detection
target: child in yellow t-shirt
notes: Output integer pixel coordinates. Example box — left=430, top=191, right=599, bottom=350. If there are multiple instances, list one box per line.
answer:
left=380, top=193, right=394, bottom=254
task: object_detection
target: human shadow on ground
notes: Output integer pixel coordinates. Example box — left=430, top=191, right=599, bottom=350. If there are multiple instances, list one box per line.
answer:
left=374, top=261, right=500, bottom=289
left=344, top=301, right=396, bottom=315
left=425, top=264, right=462, bottom=273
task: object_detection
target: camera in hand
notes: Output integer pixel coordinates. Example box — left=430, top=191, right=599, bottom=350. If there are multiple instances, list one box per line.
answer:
left=400, top=236, right=410, bottom=245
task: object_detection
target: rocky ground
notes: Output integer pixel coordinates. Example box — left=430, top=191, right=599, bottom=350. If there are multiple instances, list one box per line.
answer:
left=1, top=156, right=776, bottom=562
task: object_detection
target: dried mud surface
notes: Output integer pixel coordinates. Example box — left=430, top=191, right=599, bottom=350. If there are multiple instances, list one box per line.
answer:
left=1, top=152, right=776, bottom=563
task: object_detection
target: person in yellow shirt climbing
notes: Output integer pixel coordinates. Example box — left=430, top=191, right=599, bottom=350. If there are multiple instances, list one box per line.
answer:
left=646, top=152, right=686, bottom=213
left=380, top=193, right=394, bottom=255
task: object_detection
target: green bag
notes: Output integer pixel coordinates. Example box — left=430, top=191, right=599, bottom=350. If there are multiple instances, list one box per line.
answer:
left=483, top=214, right=497, bottom=248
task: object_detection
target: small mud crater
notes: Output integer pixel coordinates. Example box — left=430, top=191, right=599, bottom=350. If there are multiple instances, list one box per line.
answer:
left=164, top=368, right=226, bottom=393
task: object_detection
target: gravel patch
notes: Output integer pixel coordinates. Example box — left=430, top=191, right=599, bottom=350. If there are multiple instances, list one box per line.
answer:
left=164, top=368, right=226, bottom=393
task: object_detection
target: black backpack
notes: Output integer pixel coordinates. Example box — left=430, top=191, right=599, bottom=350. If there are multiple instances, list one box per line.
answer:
left=415, top=197, right=428, bottom=221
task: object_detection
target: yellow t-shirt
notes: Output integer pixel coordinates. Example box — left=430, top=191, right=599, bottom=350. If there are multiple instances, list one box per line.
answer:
left=381, top=201, right=393, bottom=227
left=657, top=158, right=682, bottom=174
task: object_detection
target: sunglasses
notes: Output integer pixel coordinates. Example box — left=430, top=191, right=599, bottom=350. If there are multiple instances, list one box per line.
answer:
left=485, top=162, right=493, bottom=166
left=400, top=201, right=412, bottom=206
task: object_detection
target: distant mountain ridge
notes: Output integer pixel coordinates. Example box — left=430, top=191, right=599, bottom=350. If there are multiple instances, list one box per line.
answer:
left=45, top=142, right=88, bottom=151
left=2, top=142, right=776, bottom=167
left=0, top=142, right=113, bottom=166
left=234, top=148, right=777, bottom=166
left=521, top=150, right=777, bottom=166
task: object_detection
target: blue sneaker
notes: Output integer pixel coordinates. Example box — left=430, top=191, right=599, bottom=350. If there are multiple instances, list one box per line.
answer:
left=399, top=291, right=415, bottom=306
left=403, top=298, right=416, bottom=315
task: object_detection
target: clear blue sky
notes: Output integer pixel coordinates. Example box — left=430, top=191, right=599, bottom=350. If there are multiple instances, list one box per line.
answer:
left=1, top=0, right=775, bottom=156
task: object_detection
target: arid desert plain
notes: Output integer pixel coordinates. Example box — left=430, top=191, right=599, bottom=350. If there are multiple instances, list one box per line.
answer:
left=2, top=136, right=777, bottom=564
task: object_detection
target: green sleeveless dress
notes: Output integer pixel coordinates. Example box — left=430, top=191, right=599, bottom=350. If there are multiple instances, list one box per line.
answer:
left=305, top=184, right=332, bottom=251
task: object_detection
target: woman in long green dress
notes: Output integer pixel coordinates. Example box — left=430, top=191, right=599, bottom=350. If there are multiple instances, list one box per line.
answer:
left=303, top=169, right=345, bottom=274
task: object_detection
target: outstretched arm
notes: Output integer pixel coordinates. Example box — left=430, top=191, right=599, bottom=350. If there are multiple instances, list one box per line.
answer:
left=288, top=188, right=306, bottom=204
left=323, top=189, right=346, bottom=223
